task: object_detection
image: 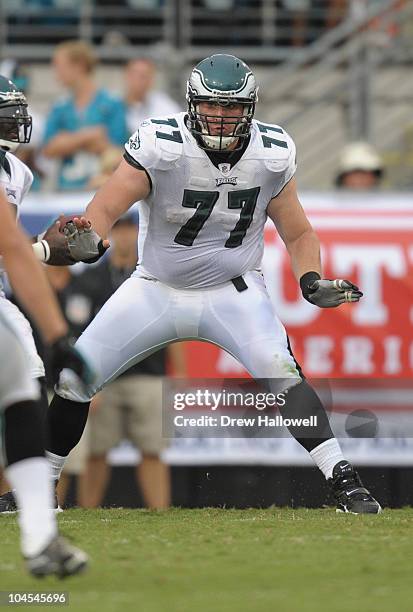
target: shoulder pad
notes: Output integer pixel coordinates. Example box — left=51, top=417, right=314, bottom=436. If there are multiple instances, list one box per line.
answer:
left=125, top=114, right=184, bottom=171
left=251, top=121, right=296, bottom=174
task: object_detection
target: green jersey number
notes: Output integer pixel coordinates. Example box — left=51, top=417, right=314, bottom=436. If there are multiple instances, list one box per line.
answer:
left=174, top=187, right=260, bottom=248
left=257, top=122, right=288, bottom=149
left=151, top=117, right=183, bottom=144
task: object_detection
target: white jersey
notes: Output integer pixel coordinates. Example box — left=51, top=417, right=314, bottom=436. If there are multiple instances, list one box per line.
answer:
left=124, top=112, right=296, bottom=289
left=0, top=151, right=33, bottom=218
left=0, top=152, right=43, bottom=378
left=0, top=152, right=33, bottom=295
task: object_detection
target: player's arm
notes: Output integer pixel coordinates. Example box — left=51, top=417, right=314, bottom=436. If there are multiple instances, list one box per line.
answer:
left=32, top=158, right=151, bottom=266
left=267, top=177, right=320, bottom=281
left=0, top=189, right=93, bottom=383
left=31, top=218, right=70, bottom=265
left=81, top=157, right=151, bottom=239
left=267, top=177, right=362, bottom=308
left=57, top=158, right=150, bottom=263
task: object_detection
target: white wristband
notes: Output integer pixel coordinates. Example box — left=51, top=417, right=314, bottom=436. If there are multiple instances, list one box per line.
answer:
left=32, top=239, right=51, bottom=263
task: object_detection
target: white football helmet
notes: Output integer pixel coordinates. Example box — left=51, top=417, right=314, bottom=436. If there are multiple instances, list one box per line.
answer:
left=186, top=54, right=258, bottom=151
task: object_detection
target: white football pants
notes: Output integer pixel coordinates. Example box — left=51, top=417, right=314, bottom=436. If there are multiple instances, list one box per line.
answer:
left=0, top=310, right=40, bottom=411
left=0, top=296, right=45, bottom=380
left=57, top=269, right=301, bottom=402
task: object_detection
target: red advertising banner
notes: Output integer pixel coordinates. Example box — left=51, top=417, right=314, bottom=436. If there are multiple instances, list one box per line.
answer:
left=186, top=204, right=413, bottom=379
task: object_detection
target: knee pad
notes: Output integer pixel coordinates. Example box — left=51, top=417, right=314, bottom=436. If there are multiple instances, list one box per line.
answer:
left=56, top=368, right=96, bottom=403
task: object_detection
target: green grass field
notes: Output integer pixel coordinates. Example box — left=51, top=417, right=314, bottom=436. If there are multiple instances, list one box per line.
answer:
left=1, top=508, right=413, bottom=612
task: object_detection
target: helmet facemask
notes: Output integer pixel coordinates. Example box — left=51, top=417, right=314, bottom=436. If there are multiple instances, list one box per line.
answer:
left=0, top=91, right=32, bottom=152
left=187, top=91, right=255, bottom=152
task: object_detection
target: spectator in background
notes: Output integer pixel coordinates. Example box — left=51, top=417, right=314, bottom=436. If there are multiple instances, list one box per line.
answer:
left=63, top=214, right=186, bottom=508
left=335, top=141, right=384, bottom=190
left=42, top=40, right=127, bottom=190
left=124, top=58, right=180, bottom=135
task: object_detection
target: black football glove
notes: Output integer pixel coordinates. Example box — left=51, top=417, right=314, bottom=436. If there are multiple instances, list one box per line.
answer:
left=300, top=271, right=363, bottom=308
left=48, top=334, right=95, bottom=387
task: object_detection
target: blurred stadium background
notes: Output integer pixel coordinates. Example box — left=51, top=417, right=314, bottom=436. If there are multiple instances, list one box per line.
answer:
left=2, top=0, right=413, bottom=510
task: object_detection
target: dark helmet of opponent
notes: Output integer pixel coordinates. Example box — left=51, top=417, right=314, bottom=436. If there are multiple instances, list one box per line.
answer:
left=0, top=75, right=32, bottom=153
left=186, top=54, right=258, bottom=151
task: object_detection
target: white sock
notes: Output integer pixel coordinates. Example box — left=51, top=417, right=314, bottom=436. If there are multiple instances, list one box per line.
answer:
left=46, top=450, right=67, bottom=481
left=309, top=438, right=345, bottom=479
left=5, top=457, right=58, bottom=558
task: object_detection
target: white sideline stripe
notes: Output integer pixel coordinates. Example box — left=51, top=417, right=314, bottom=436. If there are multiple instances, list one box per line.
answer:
left=0, top=507, right=63, bottom=516
left=308, top=217, right=413, bottom=230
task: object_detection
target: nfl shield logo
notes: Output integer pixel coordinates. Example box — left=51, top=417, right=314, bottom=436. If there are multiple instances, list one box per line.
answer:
left=218, top=163, right=231, bottom=175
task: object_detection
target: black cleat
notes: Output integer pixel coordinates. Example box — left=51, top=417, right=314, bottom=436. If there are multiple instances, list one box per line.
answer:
left=0, top=488, right=62, bottom=514
left=329, top=460, right=382, bottom=514
left=0, top=490, right=18, bottom=514
left=26, top=535, right=88, bottom=578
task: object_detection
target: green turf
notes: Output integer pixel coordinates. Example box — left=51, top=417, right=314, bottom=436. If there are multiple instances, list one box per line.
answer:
left=1, top=508, right=412, bottom=612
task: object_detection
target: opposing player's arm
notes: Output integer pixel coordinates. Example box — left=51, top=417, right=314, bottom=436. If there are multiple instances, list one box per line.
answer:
left=267, top=177, right=321, bottom=281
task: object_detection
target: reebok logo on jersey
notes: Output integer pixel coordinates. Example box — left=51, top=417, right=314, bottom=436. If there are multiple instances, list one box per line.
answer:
left=6, top=187, right=16, bottom=199
left=216, top=177, right=238, bottom=186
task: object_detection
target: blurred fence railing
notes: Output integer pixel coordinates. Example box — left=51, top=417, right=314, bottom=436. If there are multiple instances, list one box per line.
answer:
left=270, top=0, right=413, bottom=188
left=1, top=0, right=412, bottom=189
left=0, top=0, right=363, bottom=62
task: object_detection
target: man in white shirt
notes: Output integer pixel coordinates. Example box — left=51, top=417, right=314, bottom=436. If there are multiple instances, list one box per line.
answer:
left=124, top=58, right=181, bottom=136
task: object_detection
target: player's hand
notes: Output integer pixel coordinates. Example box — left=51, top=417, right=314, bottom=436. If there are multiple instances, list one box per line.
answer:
left=301, top=274, right=363, bottom=308
left=39, top=214, right=74, bottom=264
left=48, top=334, right=95, bottom=387
left=62, top=216, right=110, bottom=263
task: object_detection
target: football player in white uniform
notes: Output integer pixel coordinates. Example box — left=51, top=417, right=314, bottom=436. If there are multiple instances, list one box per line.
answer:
left=0, top=74, right=83, bottom=412
left=1, top=56, right=381, bottom=513
left=0, top=183, right=92, bottom=576
left=0, top=70, right=96, bottom=540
